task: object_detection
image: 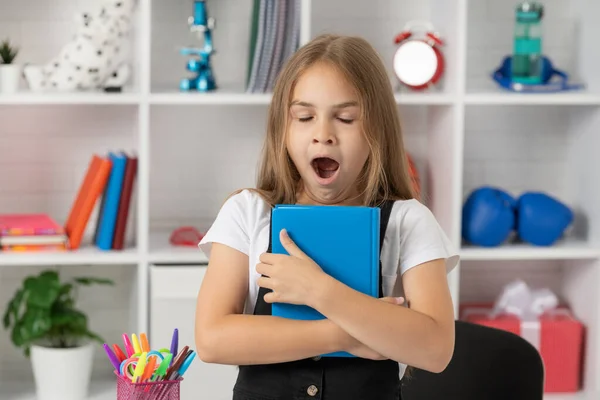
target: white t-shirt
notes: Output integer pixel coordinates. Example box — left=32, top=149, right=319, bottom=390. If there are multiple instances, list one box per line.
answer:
left=198, top=189, right=459, bottom=376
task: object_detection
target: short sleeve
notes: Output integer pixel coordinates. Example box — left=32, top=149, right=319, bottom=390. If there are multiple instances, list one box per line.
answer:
left=198, top=191, right=251, bottom=258
left=398, top=200, right=459, bottom=275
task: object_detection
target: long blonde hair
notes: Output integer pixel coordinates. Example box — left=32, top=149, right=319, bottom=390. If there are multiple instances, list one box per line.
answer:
left=235, top=33, right=415, bottom=207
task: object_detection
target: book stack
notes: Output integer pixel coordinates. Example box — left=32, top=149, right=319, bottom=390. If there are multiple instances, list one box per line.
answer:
left=65, top=151, right=138, bottom=251
left=246, top=0, right=301, bottom=93
left=0, top=214, right=68, bottom=252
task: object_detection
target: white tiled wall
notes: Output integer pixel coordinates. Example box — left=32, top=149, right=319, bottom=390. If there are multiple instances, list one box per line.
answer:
left=462, top=105, right=573, bottom=202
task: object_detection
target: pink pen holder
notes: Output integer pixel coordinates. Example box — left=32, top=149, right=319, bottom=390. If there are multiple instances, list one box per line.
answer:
left=115, top=372, right=181, bottom=400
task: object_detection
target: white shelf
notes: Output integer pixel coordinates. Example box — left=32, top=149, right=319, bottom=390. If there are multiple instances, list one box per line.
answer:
left=0, top=91, right=141, bottom=105
left=148, top=90, right=455, bottom=106
left=465, top=91, right=600, bottom=106
left=544, top=392, right=600, bottom=400
left=148, top=232, right=208, bottom=265
left=0, top=245, right=139, bottom=266
left=460, top=238, right=600, bottom=261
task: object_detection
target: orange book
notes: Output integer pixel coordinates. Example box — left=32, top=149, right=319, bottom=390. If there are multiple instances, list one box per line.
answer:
left=65, top=154, right=112, bottom=249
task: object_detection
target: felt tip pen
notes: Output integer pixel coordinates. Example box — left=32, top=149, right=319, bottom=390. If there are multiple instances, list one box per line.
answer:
left=103, top=343, right=121, bottom=371
left=169, top=328, right=178, bottom=366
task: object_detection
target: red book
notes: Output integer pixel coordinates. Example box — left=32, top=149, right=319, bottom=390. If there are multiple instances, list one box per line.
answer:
left=0, top=214, right=64, bottom=236
left=112, top=155, right=137, bottom=250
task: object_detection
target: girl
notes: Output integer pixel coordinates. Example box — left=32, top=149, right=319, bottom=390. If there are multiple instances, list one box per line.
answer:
left=196, top=34, right=459, bottom=400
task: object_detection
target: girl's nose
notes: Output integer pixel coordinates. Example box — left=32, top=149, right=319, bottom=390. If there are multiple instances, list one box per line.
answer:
left=313, top=125, right=336, bottom=144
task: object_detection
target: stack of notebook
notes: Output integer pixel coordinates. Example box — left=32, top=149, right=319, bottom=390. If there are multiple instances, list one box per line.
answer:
left=246, top=0, right=301, bottom=93
left=65, top=151, right=138, bottom=251
left=0, top=214, right=68, bottom=251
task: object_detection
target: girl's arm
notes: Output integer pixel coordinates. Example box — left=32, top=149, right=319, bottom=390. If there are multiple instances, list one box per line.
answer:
left=195, top=242, right=347, bottom=365
left=312, top=258, right=455, bottom=373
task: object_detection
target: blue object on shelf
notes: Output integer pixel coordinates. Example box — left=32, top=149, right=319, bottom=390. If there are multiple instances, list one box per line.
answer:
left=517, top=192, right=574, bottom=246
left=492, top=55, right=584, bottom=93
left=462, top=187, right=517, bottom=247
left=180, top=1, right=217, bottom=92
left=96, top=152, right=127, bottom=251
left=270, top=204, right=381, bottom=357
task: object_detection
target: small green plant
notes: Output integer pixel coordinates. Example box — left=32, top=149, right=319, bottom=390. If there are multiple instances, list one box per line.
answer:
left=0, top=39, right=19, bottom=64
left=2, top=269, right=114, bottom=357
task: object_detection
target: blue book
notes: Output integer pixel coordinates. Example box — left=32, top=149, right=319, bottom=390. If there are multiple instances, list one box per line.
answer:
left=95, top=152, right=127, bottom=250
left=271, top=204, right=381, bottom=357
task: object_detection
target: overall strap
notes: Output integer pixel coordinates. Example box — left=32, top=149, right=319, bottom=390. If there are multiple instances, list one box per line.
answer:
left=253, top=212, right=274, bottom=316
left=378, top=200, right=395, bottom=298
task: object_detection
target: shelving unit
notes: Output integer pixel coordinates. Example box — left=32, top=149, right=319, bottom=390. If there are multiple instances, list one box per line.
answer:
left=0, top=0, right=599, bottom=399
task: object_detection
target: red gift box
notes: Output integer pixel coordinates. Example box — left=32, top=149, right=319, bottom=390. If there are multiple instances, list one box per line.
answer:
left=459, top=302, right=585, bottom=393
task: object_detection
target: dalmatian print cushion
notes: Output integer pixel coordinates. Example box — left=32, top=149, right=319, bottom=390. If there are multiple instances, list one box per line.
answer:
left=24, top=0, right=137, bottom=92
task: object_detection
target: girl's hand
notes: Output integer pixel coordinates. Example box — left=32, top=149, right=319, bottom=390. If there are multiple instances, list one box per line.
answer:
left=340, top=296, right=406, bottom=360
left=256, top=229, right=328, bottom=307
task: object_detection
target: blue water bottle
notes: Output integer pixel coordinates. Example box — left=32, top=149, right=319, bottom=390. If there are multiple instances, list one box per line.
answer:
left=512, top=2, right=544, bottom=84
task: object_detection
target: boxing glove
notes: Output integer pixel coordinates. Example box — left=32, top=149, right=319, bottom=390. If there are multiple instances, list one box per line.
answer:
left=462, top=186, right=517, bottom=247
left=516, top=192, right=574, bottom=246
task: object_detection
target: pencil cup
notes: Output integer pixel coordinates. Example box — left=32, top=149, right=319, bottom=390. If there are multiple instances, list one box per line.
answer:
left=115, top=372, right=181, bottom=400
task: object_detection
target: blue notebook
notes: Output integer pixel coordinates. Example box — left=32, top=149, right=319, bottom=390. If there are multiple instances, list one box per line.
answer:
left=95, top=152, right=127, bottom=250
left=271, top=204, right=381, bottom=357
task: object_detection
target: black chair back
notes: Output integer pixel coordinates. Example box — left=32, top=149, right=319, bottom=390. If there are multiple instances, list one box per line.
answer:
left=401, top=320, right=544, bottom=400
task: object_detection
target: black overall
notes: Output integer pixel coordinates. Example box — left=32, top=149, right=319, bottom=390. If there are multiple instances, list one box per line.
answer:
left=233, top=201, right=402, bottom=400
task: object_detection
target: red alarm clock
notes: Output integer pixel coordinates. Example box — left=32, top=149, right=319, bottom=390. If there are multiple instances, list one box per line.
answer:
left=393, top=21, right=445, bottom=91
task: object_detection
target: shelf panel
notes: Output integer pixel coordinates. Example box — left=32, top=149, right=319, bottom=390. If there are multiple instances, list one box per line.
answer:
left=1, top=379, right=115, bottom=400
left=460, top=238, right=600, bottom=261
left=0, top=91, right=141, bottom=105
left=150, top=90, right=272, bottom=105
left=544, top=392, right=599, bottom=400
left=149, top=89, right=456, bottom=106
left=465, top=86, right=600, bottom=106
left=394, top=92, right=456, bottom=105
left=0, top=245, right=139, bottom=266
left=148, top=232, right=208, bottom=265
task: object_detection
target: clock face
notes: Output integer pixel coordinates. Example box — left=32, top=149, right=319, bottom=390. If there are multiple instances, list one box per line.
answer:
left=393, top=41, right=438, bottom=87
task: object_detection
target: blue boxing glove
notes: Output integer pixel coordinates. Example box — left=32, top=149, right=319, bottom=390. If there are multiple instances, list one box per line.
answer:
left=517, top=192, right=574, bottom=246
left=462, top=186, right=516, bottom=247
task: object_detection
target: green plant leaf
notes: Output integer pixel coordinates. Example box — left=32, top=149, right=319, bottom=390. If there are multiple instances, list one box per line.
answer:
left=51, top=307, right=87, bottom=330
left=24, top=272, right=61, bottom=309
left=0, top=39, right=18, bottom=64
left=3, top=269, right=111, bottom=354
left=3, top=288, right=24, bottom=329
left=73, top=277, right=114, bottom=286
left=12, top=307, right=51, bottom=347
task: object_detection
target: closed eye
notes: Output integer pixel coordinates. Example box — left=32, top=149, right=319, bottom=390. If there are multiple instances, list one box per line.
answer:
left=298, top=116, right=314, bottom=122
left=337, top=117, right=354, bottom=124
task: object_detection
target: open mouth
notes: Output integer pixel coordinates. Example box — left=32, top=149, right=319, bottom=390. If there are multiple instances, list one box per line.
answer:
left=311, top=157, right=340, bottom=180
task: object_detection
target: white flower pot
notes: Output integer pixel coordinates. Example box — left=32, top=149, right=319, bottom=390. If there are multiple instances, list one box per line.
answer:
left=0, top=64, right=21, bottom=94
left=30, top=342, right=95, bottom=400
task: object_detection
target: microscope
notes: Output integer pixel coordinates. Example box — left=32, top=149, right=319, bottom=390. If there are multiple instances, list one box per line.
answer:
left=180, top=0, right=217, bottom=92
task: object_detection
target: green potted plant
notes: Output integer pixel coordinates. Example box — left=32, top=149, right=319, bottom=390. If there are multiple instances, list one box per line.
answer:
left=0, top=38, right=21, bottom=93
left=3, top=269, right=114, bottom=400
